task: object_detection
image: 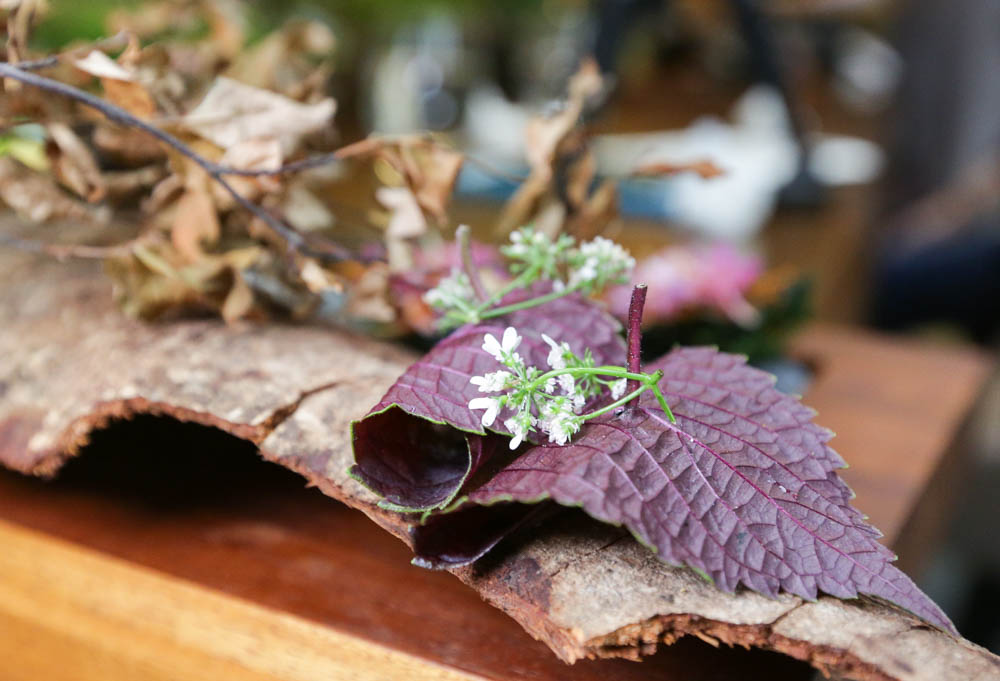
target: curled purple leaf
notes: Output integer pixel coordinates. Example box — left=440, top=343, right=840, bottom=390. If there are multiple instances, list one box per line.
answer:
left=350, top=287, right=624, bottom=511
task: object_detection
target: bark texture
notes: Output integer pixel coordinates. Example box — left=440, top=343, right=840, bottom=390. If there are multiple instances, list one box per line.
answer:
left=1, top=246, right=998, bottom=681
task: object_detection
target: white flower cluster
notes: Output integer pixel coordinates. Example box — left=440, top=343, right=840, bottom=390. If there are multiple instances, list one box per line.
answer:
left=423, top=268, right=478, bottom=319
left=501, top=227, right=575, bottom=280
left=425, top=229, right=635, bottom=329
left=567, top=236, right=636, bottom=293
left=468, top=326, right=626, bottom=450
left=503, top=228, right=635, bottom=293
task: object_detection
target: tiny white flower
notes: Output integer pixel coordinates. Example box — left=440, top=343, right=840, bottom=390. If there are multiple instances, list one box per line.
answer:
left=470, top=370, right=513, bottom=393
left=424, top=268, right=476, bottom=310
left=571, top=392, right=586, bottom=413
left=610, top=378, right=627, bottom=399
left=557, top=374, right=576, bottom=396
left=481, top=333, right=505, bottom=362
left=539, top=396, right=570, bottom=425
left=504, top=411, right=535, bottom=450
left=545, top=412, right=580, bottom=446
left=501, top=326, right=521, bottom=354
left=469, top=396, right=501, bottom=427
left=483, top=326, right=523, bottom=366
left=542, top=377, right=556, bottom=393
left=568, top=259, right=599, bottom=288
left=568, top=236, right=636, bottom=292
left=541, top=333, right=568, bottom=370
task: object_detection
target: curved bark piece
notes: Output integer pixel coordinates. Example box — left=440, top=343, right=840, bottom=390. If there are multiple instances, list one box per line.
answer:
left=0, top=245, right=997, bottom=681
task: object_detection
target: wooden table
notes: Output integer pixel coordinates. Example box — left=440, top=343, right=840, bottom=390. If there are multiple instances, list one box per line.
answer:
left=0, top=324, right=991, bottom=681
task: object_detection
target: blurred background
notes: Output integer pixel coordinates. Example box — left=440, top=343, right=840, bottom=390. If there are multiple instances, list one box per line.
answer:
left=5, top=0, right=1000, bottom=656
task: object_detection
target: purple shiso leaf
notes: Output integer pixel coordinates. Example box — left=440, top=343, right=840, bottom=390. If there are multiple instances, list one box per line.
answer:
left=456, top=347, right=956, bottom=634
left=350, top=286, right=625, bottom=511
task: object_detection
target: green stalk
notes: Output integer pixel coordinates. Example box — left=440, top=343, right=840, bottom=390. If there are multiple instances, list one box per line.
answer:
left=521, top=366, right=674, bottom=422
left=579, top=385, right=649, bottom=421
left=472, top=268, right=540, bottom=316
left=479, top=283, right=583, bottom=319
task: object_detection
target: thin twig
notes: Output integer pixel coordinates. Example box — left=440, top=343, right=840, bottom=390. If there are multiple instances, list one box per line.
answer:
left=0, top=61, right=362, bottom=263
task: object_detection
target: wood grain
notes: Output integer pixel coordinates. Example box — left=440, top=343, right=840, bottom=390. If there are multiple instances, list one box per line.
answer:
left=0, top=518, right=494, bottom=681
left=0, top=416, right=812, bottom=681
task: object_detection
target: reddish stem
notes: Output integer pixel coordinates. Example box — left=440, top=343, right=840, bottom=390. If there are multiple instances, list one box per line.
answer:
left=625, top=284, right=647, bottom=396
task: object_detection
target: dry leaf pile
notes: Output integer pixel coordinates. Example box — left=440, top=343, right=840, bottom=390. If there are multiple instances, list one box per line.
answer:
left=1, top=0, right=734, bottom=337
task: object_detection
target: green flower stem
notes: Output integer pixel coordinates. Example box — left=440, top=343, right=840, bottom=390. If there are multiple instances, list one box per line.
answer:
left=472, top=268, right=538, bottom=315
left=579, top=385, right=649, bottom=421
left=523, top=366, right=675, bottom=422
left=480, top=282, right=584, bottom=319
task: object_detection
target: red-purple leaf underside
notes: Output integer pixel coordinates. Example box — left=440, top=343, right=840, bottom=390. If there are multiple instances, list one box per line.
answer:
left=463, top=348, right=956, bottom=634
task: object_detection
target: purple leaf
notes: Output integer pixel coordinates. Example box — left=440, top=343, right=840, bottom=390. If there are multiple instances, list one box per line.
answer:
left=410, top=502, right=559, bottom=569
left=350, top=289, right=624, bottom=510
left=460, top=347, right=957, bottom=634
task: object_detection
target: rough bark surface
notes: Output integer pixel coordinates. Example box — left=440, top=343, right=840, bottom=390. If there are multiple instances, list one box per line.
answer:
left=1, top=246, right=998, bottom=681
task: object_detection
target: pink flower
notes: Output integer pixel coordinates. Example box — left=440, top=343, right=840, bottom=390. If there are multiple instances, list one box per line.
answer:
left=608, top=243, right=762, bottom=327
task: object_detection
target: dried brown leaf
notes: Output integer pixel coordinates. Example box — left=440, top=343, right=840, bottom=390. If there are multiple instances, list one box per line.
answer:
left=142, top=172, right=183, bottom=215
left=72, top=50, right=134, bottom=81
left=282, top=184, right=333, bottom=233
left=220, top=268, right=255, bottom=323
left=225, top=19, right=335, bottom=98
left=3, top=0, right=43, bottom=71
left=567, top=179, right=618, bottom=240
left=217, top=137, right=283, bottom=200
left=498, top=59, right=604, bottom=235
left=72, top=50, right=156, bottom=119
left=337, top=135, right=463, bottom=225
left=345, top=261, right=397, bottom=325
left=102, top=165, right=168, bottom=201
left=297, top=257, right=341, bottom=295
left=46, top=122, right=106, bottom=202
left=564, top=149, right=596, bottom=209
left=0, top=157, right=101, bottom=223
left=205, top=0, right=246, bottom=60
left=412, top=144, right=463, bottom=224
left=170, top=186, right=220, bottom=263
left=375, top=186, right=427, bottom=240
left=93, top=125, right=167, bottom=167
left=496, top=173, right=549, bottom=235
left=181, top=77, right=336, bottom=155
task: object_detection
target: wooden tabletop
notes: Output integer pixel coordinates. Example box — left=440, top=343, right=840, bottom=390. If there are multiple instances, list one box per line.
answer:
left=0, top=323, right=992, bottom=681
